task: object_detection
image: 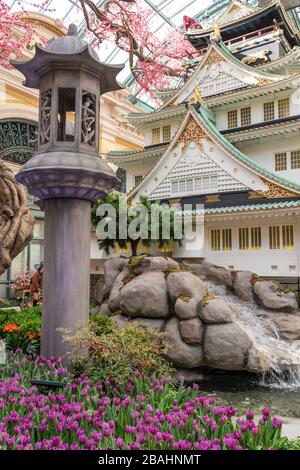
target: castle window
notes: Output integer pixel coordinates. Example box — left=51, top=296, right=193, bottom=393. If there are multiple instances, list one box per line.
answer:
left=278, top=98, right=290, bottom=118
left=194, top=178, right=202, bottom=190
left=186, top=178, right=193, bottom=192
left=291, top=150, right=300, bottom=169
left=282, top=225, right=294, bottom=249
left=269, top=226, right=280, bottom=249
left=275, top=152, right=287, bottom=171
left=251, top=227, right=262, bottom=249
left=263, top=101, right=274, bottom=121
left=152, top=127, right=160, bottom=144
left=171, top=181, right=178, bottom=194
left=162, top=125, right=171, bottom=142
left=211, top=229, right=221, bottom=251
left=171, top=175, right=218, bottom=195
left=222, top=229, right=232, bottom=251
left=241, top=107, right=251, bottom=126
left=203, top=176, right=210, bottom=190
left=227, top=110, right=238, bottom=129
left=179, top=180, right=185, bottom=192
left=239, top=228, right=249, bottom=250
left=134, top=175, right=143, bottom=187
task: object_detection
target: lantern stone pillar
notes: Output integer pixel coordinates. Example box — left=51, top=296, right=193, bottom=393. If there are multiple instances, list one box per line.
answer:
left=12, top=25, right=122, bottom=360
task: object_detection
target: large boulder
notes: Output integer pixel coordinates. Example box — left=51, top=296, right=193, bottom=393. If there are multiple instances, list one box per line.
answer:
left=246, top=345, right=270, bottom=373
left=132, top=256, right=179, bottom=275
left=253, top=280, right=298, bottom=313
left=256, top=311, right=300, bottom=342
left=111, top=314, right=129, bottom=328
left=103, top=258, right=126, bottom=298
left=134, top=317, right=166, bottom=331
left=200, top=297, right=234, bottom=324
left=179, top=318, right=205, bottom=344
left=119, top=271, right=169, bottom=318
left=98, top=302, right=112, bottom=317
left=165, top=318, right=204, bottom=368
left=108, top=267, right=130, bottom=313
left=233, top=271, right=254, bottom=302
left=167, top=271, right=207, bottom=303
left=204, top=323, right=252, bottom=371
left=175, top=297, right=200, bottom=320
left=182, top=262, right=233, bottom=288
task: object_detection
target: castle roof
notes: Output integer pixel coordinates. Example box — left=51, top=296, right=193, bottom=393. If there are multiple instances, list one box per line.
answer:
left=128, top=103, right=300, bottom=200
left=186, top=1, right=300, bottom=51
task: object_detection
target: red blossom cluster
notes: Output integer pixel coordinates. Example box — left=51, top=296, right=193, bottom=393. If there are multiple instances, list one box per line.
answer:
left=1, top=0, right=198, bottom=96
left=79, top=0, right=198, bottom=95
left=0, top=0, right=50, bottom=68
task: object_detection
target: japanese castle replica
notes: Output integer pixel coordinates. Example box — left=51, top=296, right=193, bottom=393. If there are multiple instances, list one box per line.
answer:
left=108, top=0, right=300, bottom=281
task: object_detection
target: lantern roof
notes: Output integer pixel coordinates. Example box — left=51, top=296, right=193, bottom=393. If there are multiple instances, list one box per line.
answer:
left=11, top=24, right=123, bottom=94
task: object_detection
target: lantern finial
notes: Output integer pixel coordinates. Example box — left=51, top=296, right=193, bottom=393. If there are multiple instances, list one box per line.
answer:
left=67, top=24, right=78, bottom=36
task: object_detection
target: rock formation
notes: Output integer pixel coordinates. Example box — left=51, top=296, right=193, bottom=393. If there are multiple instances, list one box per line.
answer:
left=0, top=162, right=34, bottom=275
left=95, top=255, right=300, bottom=380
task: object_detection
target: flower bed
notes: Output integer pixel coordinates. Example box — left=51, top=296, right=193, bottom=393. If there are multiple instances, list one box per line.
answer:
left=0, top=352, right=289, bottom=450
left=0, top=307, right=41, bottom=353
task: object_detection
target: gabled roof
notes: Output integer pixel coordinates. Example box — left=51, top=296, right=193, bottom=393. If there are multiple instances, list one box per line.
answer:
left=214, top=1, right=258, bottom=26
left=186, top=1, right=300, bottom=51
left=129, top=103, right=300, bottom=200
left=160, top=39, right=285, bottom=109
left=107, top=144, right=167, bottom=166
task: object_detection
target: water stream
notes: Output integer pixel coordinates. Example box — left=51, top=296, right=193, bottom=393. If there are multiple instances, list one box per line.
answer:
left=203, top=278, right=300, bottom=389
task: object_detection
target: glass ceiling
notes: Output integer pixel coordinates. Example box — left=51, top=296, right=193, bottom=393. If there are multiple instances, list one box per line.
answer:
left=6, top=0, right=214, bottom=105
left=5, top=0, right=300, bottom=107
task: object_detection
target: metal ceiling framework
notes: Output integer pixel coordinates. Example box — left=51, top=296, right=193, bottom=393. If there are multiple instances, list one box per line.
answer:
left=5, top=0, right=300, bottom=107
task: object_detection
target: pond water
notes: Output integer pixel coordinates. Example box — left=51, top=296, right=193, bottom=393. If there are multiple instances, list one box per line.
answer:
left=198, top=371, right=300, bottom=418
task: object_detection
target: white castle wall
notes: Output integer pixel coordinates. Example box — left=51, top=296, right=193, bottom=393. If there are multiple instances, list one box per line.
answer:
left=240, top=134, right=300, bottom=182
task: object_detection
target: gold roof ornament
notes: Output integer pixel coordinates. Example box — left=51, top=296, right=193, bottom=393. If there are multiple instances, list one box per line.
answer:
left=214, top=21, right=221, bottom=39
left=193, top=85, right=202, bottom=105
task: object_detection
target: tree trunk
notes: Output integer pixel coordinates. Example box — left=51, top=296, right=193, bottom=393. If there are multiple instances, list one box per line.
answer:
left=130, top=239, right=140, bottom=257
left=0, top=162, right=34, bottom=275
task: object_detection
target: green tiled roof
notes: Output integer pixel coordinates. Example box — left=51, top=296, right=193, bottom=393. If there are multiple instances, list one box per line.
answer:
left=179, top=200, right=300, bottom=216
left=108, top=144, right=168, bottom=161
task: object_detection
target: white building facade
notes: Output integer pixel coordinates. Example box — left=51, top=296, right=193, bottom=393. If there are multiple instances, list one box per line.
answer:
left=108, top=1, right=300, bottom=287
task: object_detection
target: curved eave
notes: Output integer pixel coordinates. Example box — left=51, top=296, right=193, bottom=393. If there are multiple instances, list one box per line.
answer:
left=259, top=47, right=300, bottom=72
left=128, top=104, right=187, bottom=128
left=10, top=44, right=123, bottom=93
left=223, top=116, right=300, bottom=142
left=107, top=145, right=167, bottom=166
left=180, top=200, right=300, bottom=216
left=186, top=2, right=300, bottom=50
left=206, top=74, right=299, bottom=107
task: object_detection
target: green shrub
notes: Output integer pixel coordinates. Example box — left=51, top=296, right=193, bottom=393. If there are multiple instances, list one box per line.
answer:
left=63, top=315, right=173, bottom=383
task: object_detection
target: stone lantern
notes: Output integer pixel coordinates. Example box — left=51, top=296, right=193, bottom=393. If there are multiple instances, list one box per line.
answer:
left=11, top=25, right=123, bottom=359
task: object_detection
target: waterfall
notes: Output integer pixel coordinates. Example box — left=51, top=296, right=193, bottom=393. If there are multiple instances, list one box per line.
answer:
left=203, top=278, right=300, bottom=389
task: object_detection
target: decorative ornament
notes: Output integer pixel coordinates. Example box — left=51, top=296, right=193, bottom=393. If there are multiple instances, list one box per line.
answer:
left=262, top=182, right=297, bottom=199
left=178, top=118, right=209, bottom=148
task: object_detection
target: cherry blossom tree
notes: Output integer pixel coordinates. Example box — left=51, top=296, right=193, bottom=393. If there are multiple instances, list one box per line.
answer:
left=0, top=0, right=49, bottom=68
left=79, top=0, right=198, bottom=95
left=1, top=0, right=199, bottom=95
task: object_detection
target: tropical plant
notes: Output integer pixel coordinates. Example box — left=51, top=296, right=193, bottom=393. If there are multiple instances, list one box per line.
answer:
left=92, top=190, right=183, bottom=256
